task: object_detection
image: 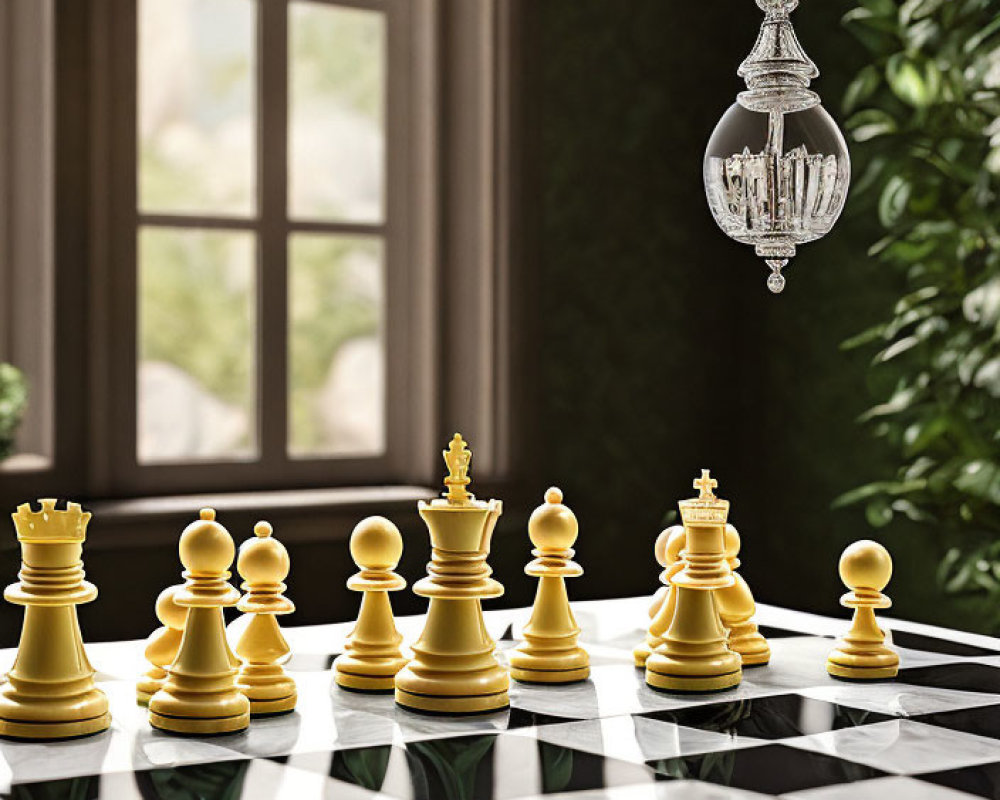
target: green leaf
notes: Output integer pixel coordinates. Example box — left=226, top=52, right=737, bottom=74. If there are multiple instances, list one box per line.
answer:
left=843, top=65, right=883, bottom=114
left=965, top=14, right=1000, bottom=53
left=878, top=336, right=921, bottom=362
left=846, top=109, right=899, bottom=142
left=886, top=54, right=939, bottom=107
left=866, top=498, right=894, bottom=527
left=841, top=323, right=888, bottom=351
left=901, top=0, right=947, bottom=24
left=879, top=174, right=912, bottom=227
left=954, top=460, right=1000, bottom=504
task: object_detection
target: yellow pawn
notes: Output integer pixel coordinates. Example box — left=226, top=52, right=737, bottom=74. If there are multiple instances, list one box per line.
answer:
left=234, top=521, right=297, bottom=716
left=827, top=540, right=899, bottom=681
left=148, top=509, right=250, bottom=735
left=136, top=585, right=186, bottom=705
left=510, top=488, right=589, bottom=684
left=0, top=500, right=110, bottom=739
left=715, top=524, right=770, bottom=667
left=634, top=526, right=685, bottom=668
left=646, top=470, right=742, bottom=694
left=333, top=517, right=408, bottom=692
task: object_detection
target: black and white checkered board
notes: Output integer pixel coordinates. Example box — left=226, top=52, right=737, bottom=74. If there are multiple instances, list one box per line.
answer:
left=3, top=597, right=1000, bottom=799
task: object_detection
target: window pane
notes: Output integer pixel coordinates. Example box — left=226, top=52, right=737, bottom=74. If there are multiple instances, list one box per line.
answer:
left=288, top=235, right=385, bottom=458
left=138, top=0, right=256, bottom=216
left=289, top=3, right=386, bottom=223
left=138, top=228, right=257, bottom=463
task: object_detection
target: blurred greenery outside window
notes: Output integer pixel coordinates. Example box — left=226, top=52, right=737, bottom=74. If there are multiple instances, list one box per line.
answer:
left=836, top=0, right=1000, bottom=624
left=138, top=0, right=387, bottom=465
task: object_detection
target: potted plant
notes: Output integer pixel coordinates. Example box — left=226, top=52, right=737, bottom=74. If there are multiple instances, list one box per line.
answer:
left=0, top=363, right=28, bottom=461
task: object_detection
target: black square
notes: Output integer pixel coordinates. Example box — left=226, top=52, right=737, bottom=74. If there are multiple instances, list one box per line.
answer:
left=918, top=761, right=1000, bottom=798
left=911, top=704, right=1000, bottom=741
left=892, top=630, right=1000, bottom=658
left=285, top=733, right=656, bottom=799
left=758, top=624, right=822, bottom=640
left=899, top=663, right=1000, bottom=694
left=638, top=693, right=892, bottom=740
left=648, top=744, right=887, bottom=795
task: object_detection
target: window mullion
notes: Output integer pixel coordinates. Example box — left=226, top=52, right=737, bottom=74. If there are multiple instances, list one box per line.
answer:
left=257, top=0, right=290, bottom=472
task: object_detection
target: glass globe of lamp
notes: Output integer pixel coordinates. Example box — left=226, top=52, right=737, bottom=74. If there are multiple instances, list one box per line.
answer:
left=703, top=0, right=850, bottom=293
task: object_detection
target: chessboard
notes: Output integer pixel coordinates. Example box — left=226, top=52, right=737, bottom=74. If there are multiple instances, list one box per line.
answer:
left=2, top=596, right=1000, bottom=800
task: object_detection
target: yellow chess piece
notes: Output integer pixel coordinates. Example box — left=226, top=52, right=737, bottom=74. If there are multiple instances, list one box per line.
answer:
left=333, top=516, right=408, bottom=692
left=648, top=527, right=678, bottom=619
left=827, top=540, right=899, bottom=681
left=510, top=487, right=589, bottom=684
left=136, top=585, right=186, bottom=705
left=395, top=434, right=509, bottom=714
left=634, top=526, right=685, bottom=668
left=715, top=524, right=770, bottom=667
left=0, top=500, right=111, bottom=739
left=646, top=471, right=742, bottom=693
left=234, top=521, right=297, bottom=716
left=148, top=509, right=250, bottom=735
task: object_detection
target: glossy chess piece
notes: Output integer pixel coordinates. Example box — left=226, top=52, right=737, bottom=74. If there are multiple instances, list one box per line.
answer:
left=510, top=487, right=589, bottom=684
left=333, top=516, right=408, bottom=692
left=148, top=509, right=250, bottom=734
left=646, top=471, right=742, bottom=693
left=648, top=527, right=677, bottom=619
left=234, top=521, right=297, bottom=716
left=395, top=434, right=509, bottom=714
left=827, top=540, right=899, bottom=681
left=137, top=584, right=186, bottom=705
left=634, top=526, right=685, bottom=668
left=0, top=500, right=111, bottom=739
left=715, top=524, right=770, bottom=667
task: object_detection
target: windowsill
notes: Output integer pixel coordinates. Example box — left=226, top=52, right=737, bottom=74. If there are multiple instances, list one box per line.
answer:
left=0, top=453, right=52, bottom=473
left=88, top=485, right=435, bottom=523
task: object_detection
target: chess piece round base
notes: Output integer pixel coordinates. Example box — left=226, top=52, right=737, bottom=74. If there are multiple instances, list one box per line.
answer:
left=0, top=678, right=111, bottom=741
left=335, top=670, right=397, bottom=693
left=247, top=694, right=297, bottom=716
left=827, top=648, right=899, bottom=681
left=645, top=667, right=742, bottom=693
left=633, top=641, right=657, bottom=668
left=0, top=710, right=110, bottom=740
left=148, top=709, right=250, bottom=735
left=509, top=642, right=590, bottom=685
left=510, top=664, right=590, bottom=684
left=394, top=687, right=509, bottom=715
left=731, top=633, right=771, bottom=667
left=136, top=668, right=166, bottom=706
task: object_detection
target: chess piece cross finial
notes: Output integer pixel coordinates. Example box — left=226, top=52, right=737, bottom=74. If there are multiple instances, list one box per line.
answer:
left=694, top=470, right=718, bottom=500
left=443, top=433, right=473, bottom=504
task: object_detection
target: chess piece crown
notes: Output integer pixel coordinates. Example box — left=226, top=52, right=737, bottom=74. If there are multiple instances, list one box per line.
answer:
left=237, top=521, right=295, bottom=615
left=8, top=499, right=96, bottom=606
left=13, top=499, right=91, bottom=541
left=674, top=470, right=734, bottom=590
left=417, top=433, right=503, bottom=598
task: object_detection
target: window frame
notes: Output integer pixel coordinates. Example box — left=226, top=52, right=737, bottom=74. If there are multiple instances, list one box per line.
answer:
left=0, top=0, right=535, bottom=505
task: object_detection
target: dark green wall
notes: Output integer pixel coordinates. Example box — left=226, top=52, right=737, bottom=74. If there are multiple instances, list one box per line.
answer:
left=525, top=0, right=974, bottom=629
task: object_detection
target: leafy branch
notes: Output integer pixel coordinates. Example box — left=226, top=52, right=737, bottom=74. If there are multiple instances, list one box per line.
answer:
left=836, top=0, right=1000, bottom=607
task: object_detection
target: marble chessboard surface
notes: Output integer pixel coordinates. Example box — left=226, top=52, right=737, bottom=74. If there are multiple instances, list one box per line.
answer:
left=3, top=597, right=1000, bottom=799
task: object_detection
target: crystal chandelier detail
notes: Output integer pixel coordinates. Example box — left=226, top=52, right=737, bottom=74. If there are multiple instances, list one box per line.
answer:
left=703, top=0, right=850, bottom=294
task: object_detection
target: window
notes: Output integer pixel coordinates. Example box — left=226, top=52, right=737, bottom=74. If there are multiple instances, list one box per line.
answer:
left=136, top=0, right=390, bottom=469
left=0, top=0, right=55, bottom=474
left=1, top=0, right=522, bottom=503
